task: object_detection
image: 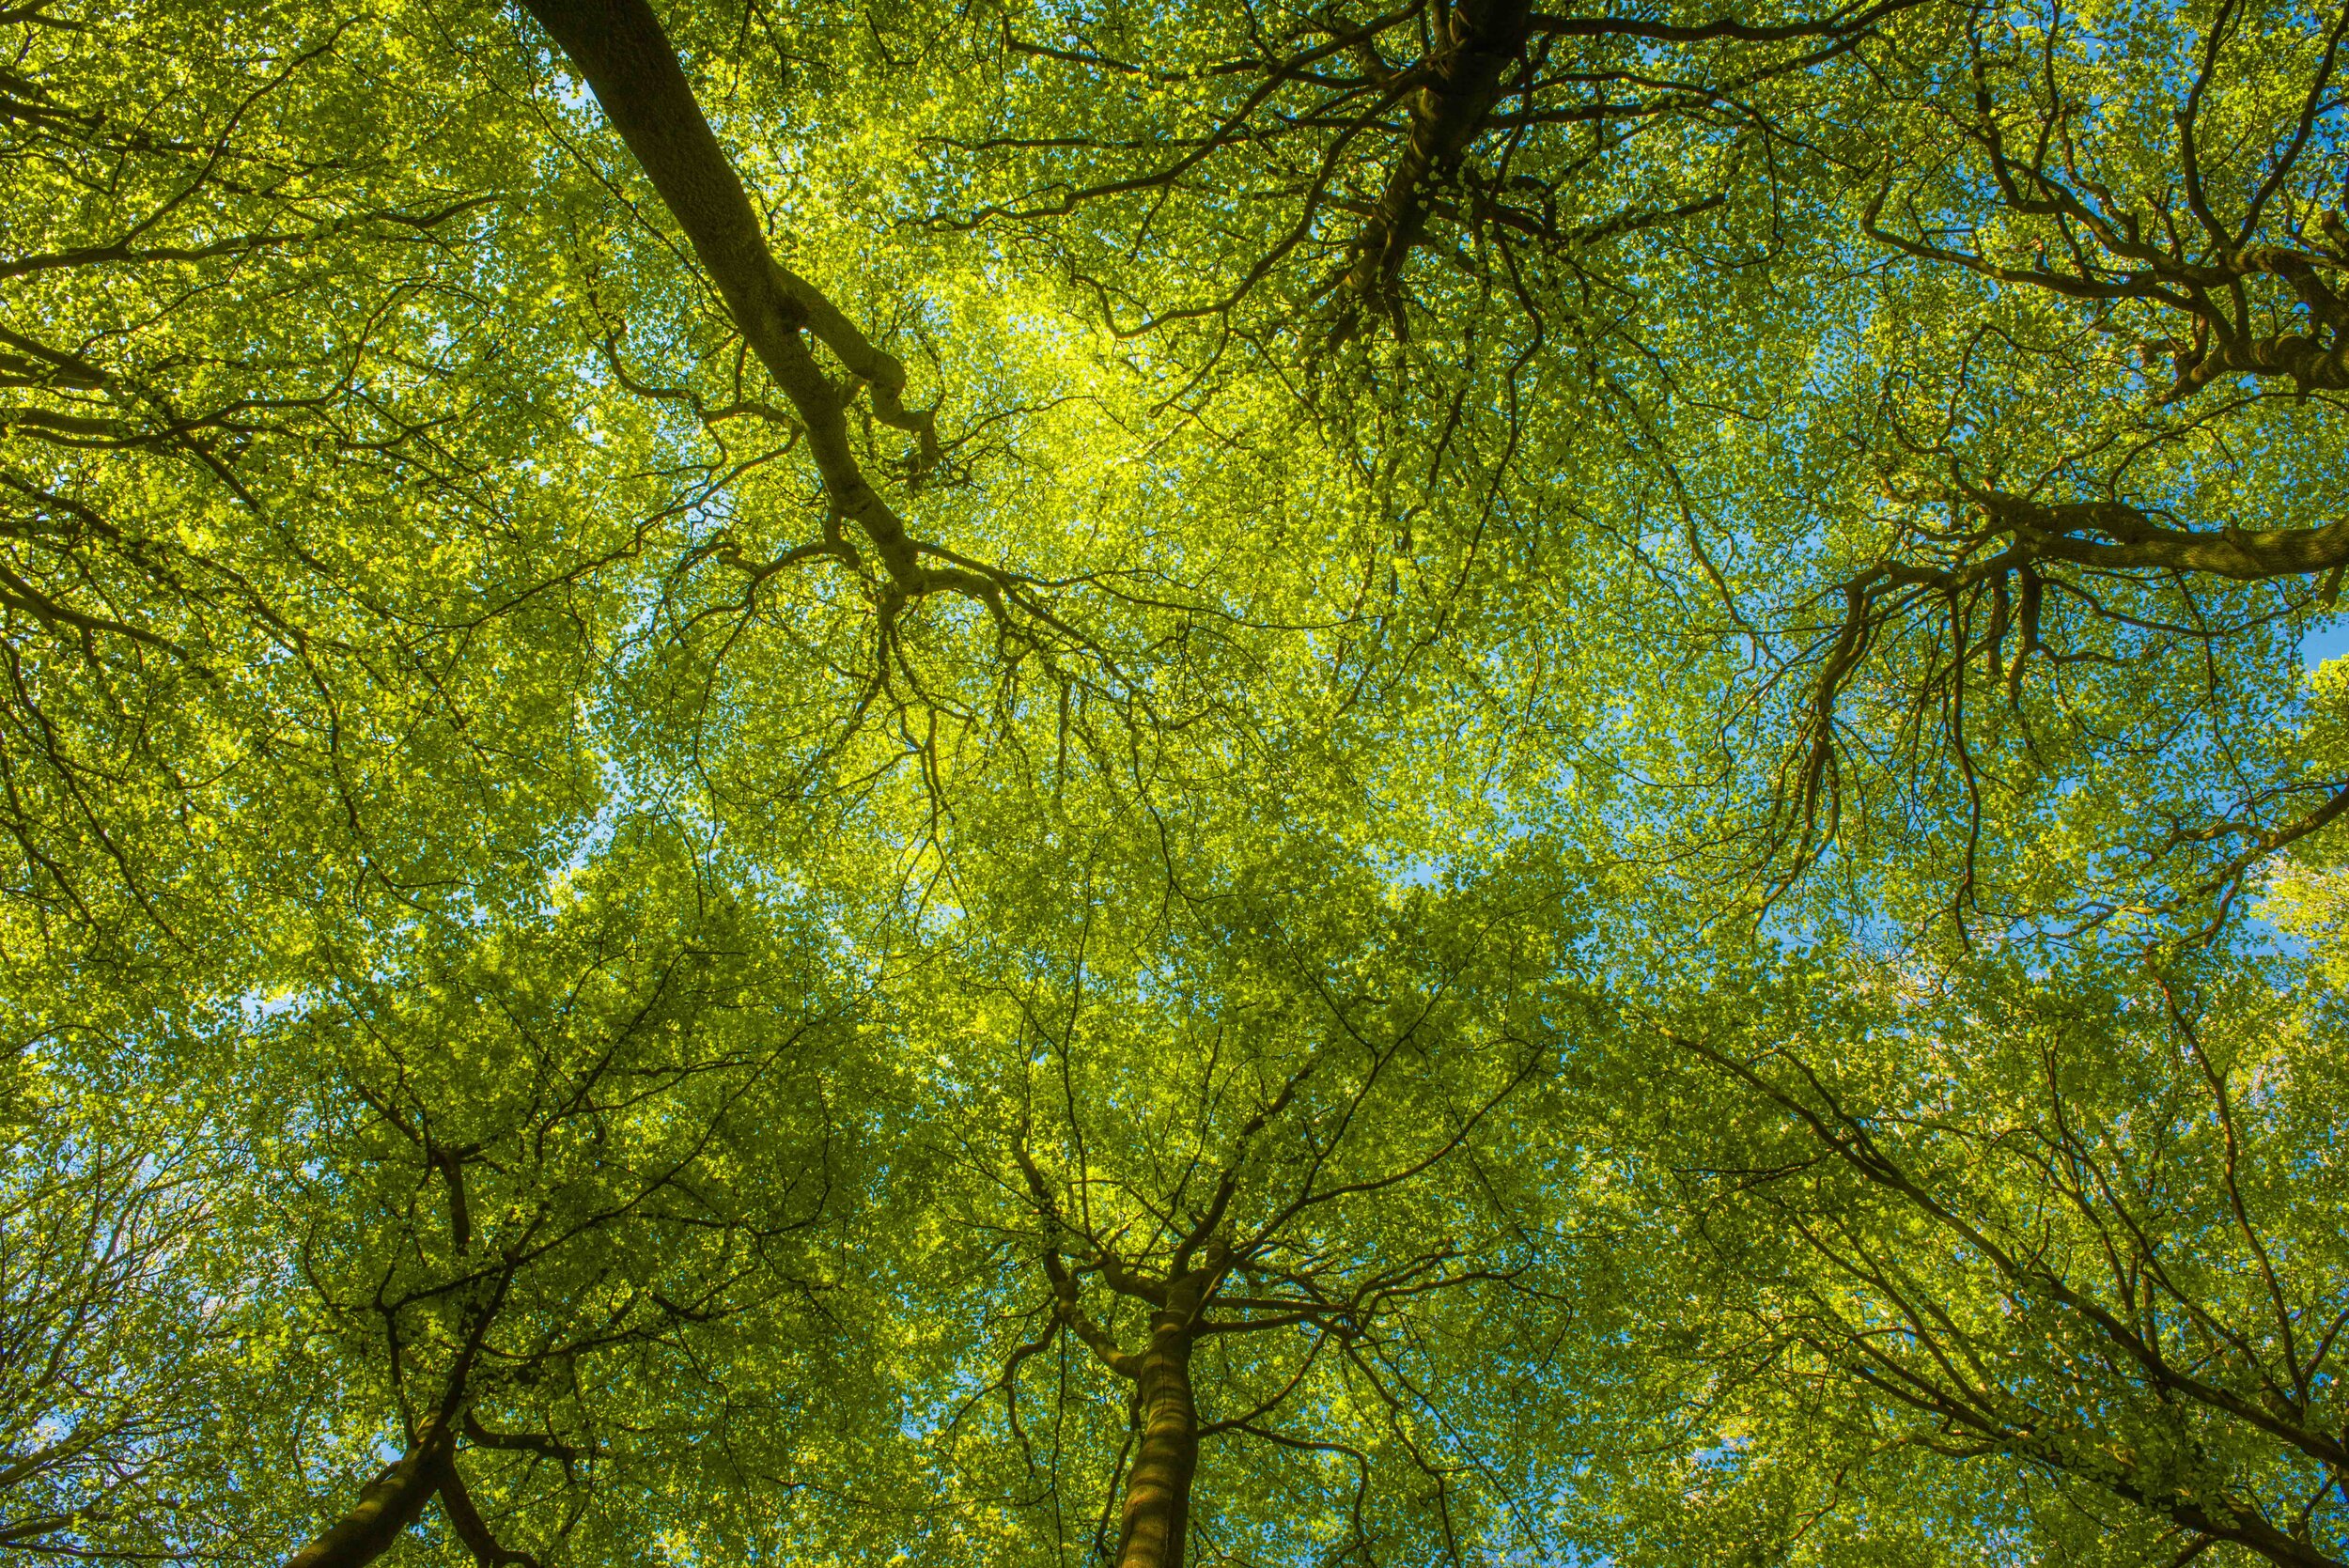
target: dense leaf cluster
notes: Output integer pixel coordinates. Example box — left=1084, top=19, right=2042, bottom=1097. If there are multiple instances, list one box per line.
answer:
left=2, top=0, right=2346, bottom=1563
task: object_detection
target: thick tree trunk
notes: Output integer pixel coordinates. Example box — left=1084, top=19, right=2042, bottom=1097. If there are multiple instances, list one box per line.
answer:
left=1115, top=1313, right=1201, bottom=1568
left=283, top=1415, right=453, bottom=1568
left=1342, top=0, right=1532, bottom=307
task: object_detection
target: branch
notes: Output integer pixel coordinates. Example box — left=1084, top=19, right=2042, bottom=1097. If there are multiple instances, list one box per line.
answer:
left=519, top=0, right=942, bottom=595
left=281, top=1415, right=454, bottom=1568
left=438, top=1461, right=543, bottom=1568
left=1967, top=489, right=2349, bottom=582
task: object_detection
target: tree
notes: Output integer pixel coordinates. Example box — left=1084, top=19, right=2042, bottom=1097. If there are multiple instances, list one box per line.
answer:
left=0, top=1082, right=246, bottom=1560
left=244, top=822, right=883, bottom=1568
left=881, top=825, right=1595, bottom=1568
left=6, top=0, right=2349, bottom=1563
left=0, top=0, right=647, bottom=955
left=910, top=0, right=1910, bottom=344
left=1503, top=0, right=2349, bottom=931
left=1580, top=938, right=2349, bottom=1566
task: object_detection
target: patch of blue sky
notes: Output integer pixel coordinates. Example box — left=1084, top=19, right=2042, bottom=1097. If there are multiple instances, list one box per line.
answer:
left=2304, top=610, right=2349, bottom=669
left=237, top=989, right=308, bottom=1027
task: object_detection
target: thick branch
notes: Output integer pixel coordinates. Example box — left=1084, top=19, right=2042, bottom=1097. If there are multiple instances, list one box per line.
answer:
left=439, top=1461, right=544, bottom=1568
left=772, top=263, right=940, bottom=471
left=282, top=1415, right=454, bottom=1568
left=1044, top=1250, right=1143, bottom=1378
left=1968, top=490, right=2349, bottom=582
left=519, top=0, right=938, bottom=591
left=1340, top=0, right=1532, bottom=312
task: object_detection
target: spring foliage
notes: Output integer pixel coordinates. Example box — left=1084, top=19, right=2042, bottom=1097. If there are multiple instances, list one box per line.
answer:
left=4, top=0, right=2349, bottom=1562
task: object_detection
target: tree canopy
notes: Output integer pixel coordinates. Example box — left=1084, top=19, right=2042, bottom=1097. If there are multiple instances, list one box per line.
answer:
left=5, top=0, right=2349, bottom=1562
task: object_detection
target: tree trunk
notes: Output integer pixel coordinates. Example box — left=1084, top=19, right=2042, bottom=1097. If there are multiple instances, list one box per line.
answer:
left=1115, top=1311, right=1201, bottom=1568
left=1342, top=0, right=1532, bottom=306
left=283, top=1415, right=453, bottom=1568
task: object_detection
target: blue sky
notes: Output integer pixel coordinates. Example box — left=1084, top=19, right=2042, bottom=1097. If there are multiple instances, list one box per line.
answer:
left=2307, top=614, right=2349, bottom=668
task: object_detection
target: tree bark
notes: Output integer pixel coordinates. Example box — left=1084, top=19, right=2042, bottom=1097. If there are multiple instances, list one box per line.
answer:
left=440, top=1460, right=543, bottom=1568
left=516, top=0, right=941, bottom=595
left=1341, top=0, right=1532, bottom=309
left=283, top=1415, right=454, bottom=1568
left=1965, top=489, right=2349, bottom=582
left=1115, top=1309, right=1202, bottom=1568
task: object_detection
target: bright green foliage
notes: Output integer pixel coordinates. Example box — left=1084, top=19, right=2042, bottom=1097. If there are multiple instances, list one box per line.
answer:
left=0, top=0, right=645, bottom=954
left=882, top=828, right=1593, bottom=1565
left=5, top=0, right=2349, bottom=1564
left=198, top=821, right=888, bottom=1565
left=1563, top=940, right=2349, bottom=1564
